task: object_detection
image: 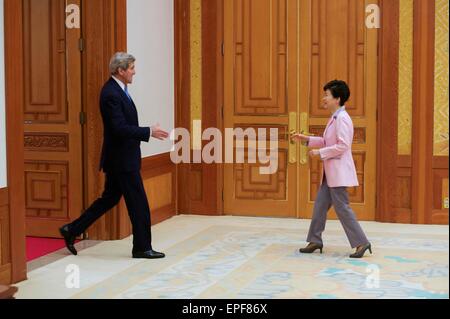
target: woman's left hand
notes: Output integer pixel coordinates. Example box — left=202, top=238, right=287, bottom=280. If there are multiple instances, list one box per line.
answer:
left=309, top=149, right=321, bottom=157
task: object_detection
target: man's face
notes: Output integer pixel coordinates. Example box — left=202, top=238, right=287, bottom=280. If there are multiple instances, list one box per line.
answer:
left=118, top=62, right=136, bottom=84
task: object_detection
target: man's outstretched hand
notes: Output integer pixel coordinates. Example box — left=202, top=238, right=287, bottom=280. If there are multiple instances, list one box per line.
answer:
left=151, top=123, right=169, bottom=141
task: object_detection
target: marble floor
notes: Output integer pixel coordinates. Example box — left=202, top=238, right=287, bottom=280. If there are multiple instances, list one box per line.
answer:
left=15, top=215, right=449, bottom=299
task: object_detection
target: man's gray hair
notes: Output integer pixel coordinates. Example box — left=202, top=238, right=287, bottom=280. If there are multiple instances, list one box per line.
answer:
left=109, top=52, right=135, bottom=75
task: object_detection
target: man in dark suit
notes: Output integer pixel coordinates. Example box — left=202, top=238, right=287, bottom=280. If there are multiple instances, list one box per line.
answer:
left=60, top=52, right=169, bottom=259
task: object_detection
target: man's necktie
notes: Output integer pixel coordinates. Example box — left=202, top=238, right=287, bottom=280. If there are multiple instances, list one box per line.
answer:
left=124, top=86, right=132, bottom=102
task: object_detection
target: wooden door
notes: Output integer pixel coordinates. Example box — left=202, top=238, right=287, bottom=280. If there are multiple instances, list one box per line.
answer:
left=224, top=0, right=299, bottom=217
left=298, top=0, right=378, bottom=221
left=224, top=0, right=378, bottom=220
left=23, top=0, right=83, bottom=237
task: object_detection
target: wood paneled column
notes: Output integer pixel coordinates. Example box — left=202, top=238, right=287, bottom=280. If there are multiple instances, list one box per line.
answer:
left=411, top=0, right=436, bottom=224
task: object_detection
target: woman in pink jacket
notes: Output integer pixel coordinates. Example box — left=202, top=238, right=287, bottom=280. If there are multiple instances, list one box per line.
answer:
left=292, top=80, right=372, bottom=258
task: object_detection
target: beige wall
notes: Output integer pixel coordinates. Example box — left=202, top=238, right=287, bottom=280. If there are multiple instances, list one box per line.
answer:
left=127, top=0, right=175, bottom=158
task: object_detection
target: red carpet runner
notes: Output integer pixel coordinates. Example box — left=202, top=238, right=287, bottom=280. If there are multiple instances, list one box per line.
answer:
left=26, top=237, right=80, bottom=262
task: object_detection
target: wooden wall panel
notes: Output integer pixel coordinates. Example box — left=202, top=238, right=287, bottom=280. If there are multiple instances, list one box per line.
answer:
left=377, top=0, right=415, bottom=224
left=4, top=0, right=27, bottom=283
left=234, top=0, right=287, bottom=115
left=175, top=0, right=191, bottom=215
left=193, top=0, right=222, bottom=215
left=188, top=165, right=203, bottom=202
left=223, top=0, right=299, bottom=218
left=177, top=0, right=223, bottom=216
left=25, top=162, right=68, bottom=217
left=377, top=0, right=402, bottom=223
left=303, top=0, right=377, bottom=221
left=82, top=0, right=130, bottom=240
left=146, top=174, right=173, bottom=209
left=0, top=265, right=12, bottom=286
left=22, top=0, right=83, bottom=238
left=23, top=0, right=67, bottom=123
left=310, top=0, right=366, bottom=118
left=0, top=189, right=11, bottom=284
left=141, top=154, right=177, bottom=225
left=412, top=0, right=436, bottom=224
left=234, top=151, right=288, bottom=201
left=378, top=0, right=447, bottom=225
left=377, top=0, right=414, bottom=224
left=431, top=158, right=449, bottom=224
left=392, top=156, right=413, bottom=223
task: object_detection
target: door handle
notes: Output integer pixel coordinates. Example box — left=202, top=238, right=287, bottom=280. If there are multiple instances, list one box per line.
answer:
left=299, top=112, right=309, bottom=165
left=288, top=112, right=298, bottom=164
left=289, top=129, right=297, bottom=144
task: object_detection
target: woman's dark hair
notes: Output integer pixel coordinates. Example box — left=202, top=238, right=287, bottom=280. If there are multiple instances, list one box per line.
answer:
left=323, top=80, right=350, bottom=106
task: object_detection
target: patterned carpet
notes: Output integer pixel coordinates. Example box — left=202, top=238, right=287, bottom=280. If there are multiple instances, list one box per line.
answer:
left=15, top=215, right=449, bottom=299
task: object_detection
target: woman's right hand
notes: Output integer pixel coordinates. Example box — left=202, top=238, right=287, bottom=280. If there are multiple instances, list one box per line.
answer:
left=291, top=133, right=310, bottom=143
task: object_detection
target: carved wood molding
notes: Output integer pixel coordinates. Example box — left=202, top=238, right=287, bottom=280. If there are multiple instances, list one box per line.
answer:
left=309, top=126, right=366, bottom=144
left=234, top=124, right=288, bottom=142
left=24, top=133, right=69, bottom=152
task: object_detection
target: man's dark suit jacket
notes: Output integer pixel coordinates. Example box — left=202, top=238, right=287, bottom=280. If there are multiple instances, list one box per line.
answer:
left=99, top=78, right=150, bottom=173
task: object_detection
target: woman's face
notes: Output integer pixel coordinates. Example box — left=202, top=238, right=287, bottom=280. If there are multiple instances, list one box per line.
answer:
left=322, top=89, right=341, bottom=113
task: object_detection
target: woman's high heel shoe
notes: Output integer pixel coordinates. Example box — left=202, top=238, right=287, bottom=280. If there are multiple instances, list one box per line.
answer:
left=299, top=243, right=323, bottom=254
left=349, top=243, right=372, bottom=258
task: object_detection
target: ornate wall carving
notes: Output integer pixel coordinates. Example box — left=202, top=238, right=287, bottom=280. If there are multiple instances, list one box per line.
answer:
left=398, top=0, right=413, bottom=155
left=434, top=0, right=449, bottom=156
left=24, top=133, right=68, bottom=152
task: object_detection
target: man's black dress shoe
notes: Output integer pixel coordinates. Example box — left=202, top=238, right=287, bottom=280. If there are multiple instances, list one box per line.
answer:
left=132, top=250, right=165, bottom=259
left=59, top=225, right=78, bottom=256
